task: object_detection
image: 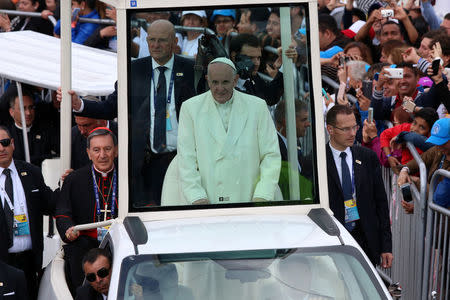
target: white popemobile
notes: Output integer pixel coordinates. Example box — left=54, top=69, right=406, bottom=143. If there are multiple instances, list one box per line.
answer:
left=36, top=0, right=393, bottom=299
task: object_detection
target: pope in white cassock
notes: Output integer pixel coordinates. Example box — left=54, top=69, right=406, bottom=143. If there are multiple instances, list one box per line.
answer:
left=177, top=57, right=281, bottom=205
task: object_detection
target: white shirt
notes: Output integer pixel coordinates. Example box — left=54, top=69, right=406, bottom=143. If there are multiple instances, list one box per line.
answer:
left=181, top=34, right=203, bottom=57
left=329, top=143, right=353, bottom=187
left=0, top=161, right=32, bottom=253
left=150, top=56, right=178, bottom=153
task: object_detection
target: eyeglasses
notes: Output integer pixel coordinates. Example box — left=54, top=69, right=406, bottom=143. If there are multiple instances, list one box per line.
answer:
left=333, top=124, right=359, bottom=133
left=86, top=267, right=110, bottom=282
left=0, top=138, right=11, bottom=147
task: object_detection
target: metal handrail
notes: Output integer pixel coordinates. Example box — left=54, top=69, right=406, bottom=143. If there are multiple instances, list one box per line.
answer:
left=405, top=141, right=428, bottom=298
left=321, top=75, right=357, bottom=104
left=422, top=168, right=450, bottom=300
left=0, top=9, right=57, bottom=26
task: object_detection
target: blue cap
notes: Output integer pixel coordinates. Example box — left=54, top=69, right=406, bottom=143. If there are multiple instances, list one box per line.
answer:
left=320, top=46, right=343, bottom=59
left=211, top=9, right=236, bottom=22
left=426, top=118, right=450, bottom=146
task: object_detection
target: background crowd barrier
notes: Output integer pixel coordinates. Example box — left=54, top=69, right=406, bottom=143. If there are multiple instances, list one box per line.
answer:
left=422, top=169, right=450, bottom=300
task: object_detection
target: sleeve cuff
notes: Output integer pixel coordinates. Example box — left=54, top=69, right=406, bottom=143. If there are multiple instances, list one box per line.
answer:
left=73, top=99, right=84, bottom=113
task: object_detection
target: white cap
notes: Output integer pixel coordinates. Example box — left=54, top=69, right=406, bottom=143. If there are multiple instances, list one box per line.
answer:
left=182, top=10, right=207, bottom=18
left=209, top=57, right=236, bottom=71
left=349, top=20, right=366, bottom=34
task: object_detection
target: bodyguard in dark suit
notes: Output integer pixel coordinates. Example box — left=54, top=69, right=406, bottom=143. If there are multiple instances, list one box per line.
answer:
left=75, top=248, right=112, bottom=300
left=0, top=126, right=55, bottom=299
left=0, top=261, right=28, bottom=300
left=325, top=105, right=393, bottom=268
left=58, top=20, right=197, bottom=207
left=5, top=88, right=59, bottom=168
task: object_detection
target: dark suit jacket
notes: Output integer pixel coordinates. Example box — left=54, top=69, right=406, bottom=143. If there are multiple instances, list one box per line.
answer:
left=71, top=121, right=118, bottom=170
left=0, top=160, right=55, bottom=272
left=0, top=261, right=28, bottom=300
left=237, top=72, right=283, bottom=106
left=75, top=284, right=104, bottom=300
left=8, top=122, right=59, bottom=168
left=326, top=144, right=392, bottom=262
left=56, top=164, right=100, bottom=243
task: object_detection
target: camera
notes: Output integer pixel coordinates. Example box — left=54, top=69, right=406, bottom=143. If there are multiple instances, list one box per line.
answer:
left=381, top=9, right=394, bottom=18
left=235, top=54, right=255, bottom=80
left=386, top=68, right=403, bottom=79
left=400, top=183, right=413, bottom=202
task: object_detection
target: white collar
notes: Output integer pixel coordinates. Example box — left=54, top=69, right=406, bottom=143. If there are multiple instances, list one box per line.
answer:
left=93, top=165, right=115, bottom=178
left=0, top=160, right=17, bottom=177
left=329, top=143, right=351, bottom=158
left=152, top=55, right=174, bottom=71
left=14, top=123, right=32, bottom=133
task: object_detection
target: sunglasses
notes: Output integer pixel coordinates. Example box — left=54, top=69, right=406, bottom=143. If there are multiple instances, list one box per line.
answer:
left=0, top=139, right=11, bottom=147
left=86, top=267, right=110, bottom=282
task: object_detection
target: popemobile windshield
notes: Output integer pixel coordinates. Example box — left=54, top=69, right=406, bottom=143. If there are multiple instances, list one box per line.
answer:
left=36, top=0, right=393, bottom=299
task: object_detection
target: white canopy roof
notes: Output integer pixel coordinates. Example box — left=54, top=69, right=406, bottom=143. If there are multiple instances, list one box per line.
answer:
left=0, top=30, right=116, bottom=96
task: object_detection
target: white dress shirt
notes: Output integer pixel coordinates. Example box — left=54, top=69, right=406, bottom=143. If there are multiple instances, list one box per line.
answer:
left=329, top=144, right=353, bottom=187
left=0, top=161, right=32, bottom=253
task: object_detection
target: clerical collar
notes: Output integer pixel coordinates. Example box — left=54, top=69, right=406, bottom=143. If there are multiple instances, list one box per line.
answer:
left=93, top=165, right=115, bottom=178
left=213, top=92, right=235, bottom=106
left=15, top=123, right=32, bottom=133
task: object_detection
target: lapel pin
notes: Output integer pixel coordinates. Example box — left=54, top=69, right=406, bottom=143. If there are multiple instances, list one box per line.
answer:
left=21, top=172, right=28, bottom=176
left=36, top=135, right=41, bottom=140
left=176, top=72, right=183, bottom=76
left=355, top=160, right=362, bottom=165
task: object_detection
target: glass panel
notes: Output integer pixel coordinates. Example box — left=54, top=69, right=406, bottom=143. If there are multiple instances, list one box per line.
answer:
left=118, top=247, right=386, bottom=299
left=127, top=5, right=318, bottom=211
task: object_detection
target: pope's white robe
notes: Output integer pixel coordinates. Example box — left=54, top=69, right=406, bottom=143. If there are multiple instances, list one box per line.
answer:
left=177, top=89, right=281, bottom=204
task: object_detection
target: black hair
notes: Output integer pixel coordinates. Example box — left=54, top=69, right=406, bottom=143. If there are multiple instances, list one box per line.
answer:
left=73, top=0, right=96, bottom=10
left=81, top=248, right=112, bottom=268
left=230, top=33, right=261, bottom=55
left=86, top=128, right=118, bottom=148
left=352, top=8, right=366, bottom=22
left=414, top=108, right=439, bottom=132
left=444, top=13, right=450, bottom=20
left=381, top=20, right=402, bottom=34
left=274, top=100, right=309, bottom=125
left=431, top=34, right=450, bottom=56
left=326, top=105, right=354, bottom=126
left=7, top=86, right=34, bottom=109
left=0, top=125, right=12, bottom=138
left=318, top=14, right=339, bottom=35
left=412, top=16, right=430, bottom=41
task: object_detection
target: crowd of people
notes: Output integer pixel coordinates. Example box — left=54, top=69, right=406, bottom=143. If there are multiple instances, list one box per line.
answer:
left=0, top=0, right=449, bottom=299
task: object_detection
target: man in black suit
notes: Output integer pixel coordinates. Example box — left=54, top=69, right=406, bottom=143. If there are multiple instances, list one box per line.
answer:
left=0, top=261, right=28, bottom=300
left=75, top=248, right=112, bottom=300
left=325, top=105, right=393, bottom=268
left=5, top=88, right=59, bottom=167
left=0, top=125, right=55, bottom=299
left=58, top=19, right=197, bottom=206
left=230, top=33, right=284, bottom=106
left=72, top=115, right=118, bottom=170
left=56, top=128, right=118, bottom=295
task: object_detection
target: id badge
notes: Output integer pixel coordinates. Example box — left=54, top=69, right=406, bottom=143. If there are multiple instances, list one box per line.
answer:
left=344, top=198, right=360, bottom=223
left=13, top=214, right=30, bottom=236
left=166, top=110, right=172, bottom=131
left=97, top=226, right=110, bottom=242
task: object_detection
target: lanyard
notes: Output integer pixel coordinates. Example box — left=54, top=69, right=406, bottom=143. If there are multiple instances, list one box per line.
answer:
left=439, top=155, right=446, bottom=169
left=91, top=166, right=117, bottom=219
left=1, top=189, right=14, bottom=212
left=151, top=68, right=175, bottom=106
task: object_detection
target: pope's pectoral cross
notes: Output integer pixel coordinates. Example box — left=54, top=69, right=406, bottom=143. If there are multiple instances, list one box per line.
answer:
left=100, top=204, right=111, bottom=221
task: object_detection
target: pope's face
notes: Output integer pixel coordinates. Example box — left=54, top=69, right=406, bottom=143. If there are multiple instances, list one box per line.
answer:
left=206, top=63, right=238, bottom=104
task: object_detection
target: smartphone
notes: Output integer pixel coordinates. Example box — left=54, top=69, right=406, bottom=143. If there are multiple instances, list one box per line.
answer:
left=386, top=68, right=403, bottom=79
left=362, top=80, right=373, bottom=98
left=400, top=183, right=413, bottom=202
left=339, top=56, right=345, bottom=67
left=72, top=7, right=80, bottom=22
left=368, top=107, right=374, bottom=123
left=432, top=59, right=440, bottom=76
left=374, top=72, right=379, bottom=81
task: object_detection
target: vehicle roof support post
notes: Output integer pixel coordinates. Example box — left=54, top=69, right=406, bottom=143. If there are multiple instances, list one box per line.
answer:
left=280, top=7, right=300, bottom=200
left=15, top=81, right=30, bottom=163
left=60, top=0, right=72, bottom=174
